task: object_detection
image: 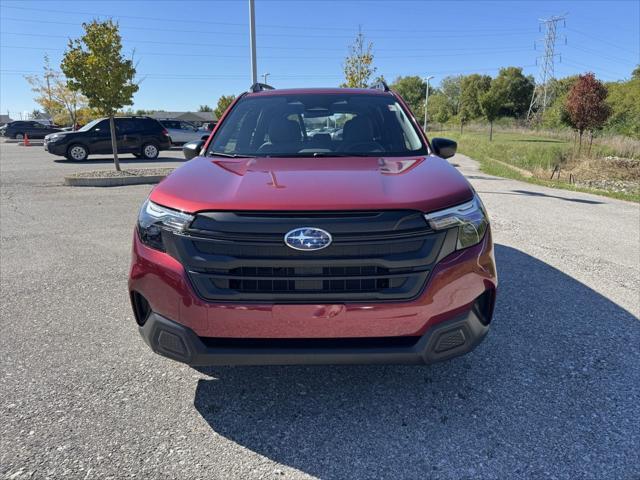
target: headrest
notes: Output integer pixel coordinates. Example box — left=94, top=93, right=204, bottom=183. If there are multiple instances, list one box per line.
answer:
left=268, top=118, right=301, bottom=143
left=342, top=116, right=374, bottom=143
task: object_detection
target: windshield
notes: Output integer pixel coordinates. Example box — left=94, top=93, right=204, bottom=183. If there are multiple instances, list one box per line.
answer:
left=207, top=93, right=427, bottom=157
left=78, top=119, right=103, bottom=132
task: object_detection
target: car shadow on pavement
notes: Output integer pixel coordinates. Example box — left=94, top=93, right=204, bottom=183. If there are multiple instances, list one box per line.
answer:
left=477, top=189, right=606, bottom=205
left=192, top=245, right=639, bottom=479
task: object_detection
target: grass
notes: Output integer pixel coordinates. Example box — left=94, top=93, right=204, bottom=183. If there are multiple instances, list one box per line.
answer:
left=432, top=129, right=640, bottom=203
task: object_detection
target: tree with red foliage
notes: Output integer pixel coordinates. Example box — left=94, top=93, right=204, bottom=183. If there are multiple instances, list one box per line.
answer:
left=564, top=73, right=611, bottom=154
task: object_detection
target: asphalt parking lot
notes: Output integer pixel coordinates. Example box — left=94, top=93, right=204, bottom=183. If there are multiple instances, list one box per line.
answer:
left=1, top=141, right=639, bottom=479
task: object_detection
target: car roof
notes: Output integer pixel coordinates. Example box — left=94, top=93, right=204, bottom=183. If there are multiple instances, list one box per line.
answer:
left=89, top=116, right=155, bottom=120
left=244, top=87, right=394, bottom=98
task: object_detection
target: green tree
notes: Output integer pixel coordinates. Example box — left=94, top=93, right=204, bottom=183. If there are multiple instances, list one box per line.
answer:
left=541, top=75, right=579, bottom=130
left=391, top=76, right=428, bottom=120
left=341, top=29, right=376, bottom=88
left=428, top=93, right=454, bottom=124
left=214, top=95, right=236, bottom=120
left=491, top=67, right=534, bottom=117
left=459, top=74, right=491, bottom=131
left=25, top=55, right=88, bottom=128
left=198, top=104, right=213, bottom=112
left=605, top=67, right=640, bottom=138
left=134, top=109, right=157, bottom=116
left=61, top=20, right=138, bottom=170
left=371, top=75, right=387, bottom=86
left=24, top=55, right=57, bottom=118
left=479, top=84, right=505, bottom=141
left=440, top=75, right=463, bottom=115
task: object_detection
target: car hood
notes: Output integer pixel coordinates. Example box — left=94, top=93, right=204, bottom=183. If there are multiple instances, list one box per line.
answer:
left=44, top=131, right=69, bottom=139
left=149, top=155, right=473, bottom=214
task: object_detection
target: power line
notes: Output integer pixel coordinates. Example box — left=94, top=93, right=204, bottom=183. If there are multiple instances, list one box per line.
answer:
left=561, top=59, right=630, bottom=80
left=0, top=4, right=543, bottom=34
left=566, top=27, right=639, bottom=55
left=0, top=64, right=538, bottom=80
left=0, top=44, right=534, bottom=61
left=0, top=31, right=534, bottom=55
left=528, top=15, right=567, bottom=122
left=0, top=16, right=539, bottom=40
left=565, top=44, right=637, bottom=66
left=0, top=31, right=247, bottom=49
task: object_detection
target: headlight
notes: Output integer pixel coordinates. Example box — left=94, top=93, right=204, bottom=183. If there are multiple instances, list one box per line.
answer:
left=424, top=194, right=489, bottom=250
left=137, top=199, right=194, bottom=251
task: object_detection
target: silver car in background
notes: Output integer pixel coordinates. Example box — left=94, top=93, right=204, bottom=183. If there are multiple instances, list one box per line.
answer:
left=158, top=120, right=209, bottom=145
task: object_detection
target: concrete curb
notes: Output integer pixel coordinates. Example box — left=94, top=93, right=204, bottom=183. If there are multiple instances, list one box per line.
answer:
left=64, top=174, right=167, bottom=187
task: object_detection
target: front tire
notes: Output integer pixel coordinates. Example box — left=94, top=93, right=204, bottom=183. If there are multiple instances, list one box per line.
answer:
left=141, top=143, right=159, bottom=159
left=14, top=133, right=24, bottom=140
left=66, top=144, right=88, bottom=161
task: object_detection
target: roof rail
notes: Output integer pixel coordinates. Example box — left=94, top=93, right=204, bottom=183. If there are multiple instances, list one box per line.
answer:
left=370, top=80, right=390, bottom=92
left=249, top=82, right=275, bottom=93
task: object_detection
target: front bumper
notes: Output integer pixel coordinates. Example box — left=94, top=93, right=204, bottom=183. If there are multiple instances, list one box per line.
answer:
left=129, top=226, right=497, bottom=366
left=139, top=307, right=489, bottom=366
left=44, top=141, right=66, bottom=155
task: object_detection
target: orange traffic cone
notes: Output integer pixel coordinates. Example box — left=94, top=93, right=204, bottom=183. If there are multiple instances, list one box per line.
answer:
left=24, top=133, right=30, bottom=147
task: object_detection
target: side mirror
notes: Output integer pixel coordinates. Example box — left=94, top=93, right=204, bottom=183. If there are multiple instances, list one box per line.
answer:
left=431, top=137, right=457, bottom=159
left=183, top=140, right=205, bottom=160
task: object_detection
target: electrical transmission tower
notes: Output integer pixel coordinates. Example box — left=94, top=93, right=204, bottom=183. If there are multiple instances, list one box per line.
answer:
left=527, top=15, right=567, bottom=122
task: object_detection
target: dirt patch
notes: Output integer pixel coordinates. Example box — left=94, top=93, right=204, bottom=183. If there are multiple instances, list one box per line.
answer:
left=530, top=156, right=640, bottom=195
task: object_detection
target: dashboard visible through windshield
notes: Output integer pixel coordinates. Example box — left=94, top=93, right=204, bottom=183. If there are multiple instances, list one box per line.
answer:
left=207, top=93, right=428, bottom=158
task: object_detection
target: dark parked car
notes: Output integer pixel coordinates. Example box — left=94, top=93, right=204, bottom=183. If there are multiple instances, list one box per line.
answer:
left=44, top=117, right=171, bottom=161
left=130, top=83, right=497, bottom=367
left=0, top=121, right=62, bottom=139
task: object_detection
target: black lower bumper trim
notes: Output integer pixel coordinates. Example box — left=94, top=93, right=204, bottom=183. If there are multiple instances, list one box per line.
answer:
left=138, top=309, right=489, bottom=366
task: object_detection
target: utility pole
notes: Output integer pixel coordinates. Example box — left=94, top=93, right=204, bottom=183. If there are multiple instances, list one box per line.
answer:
left=424, top=75, right=434, bottom=132
left=249, top=0, right=257, bottom=84
left=527, top=14, right=567, bottom=122
left=262, top=72, right=270, bottom=84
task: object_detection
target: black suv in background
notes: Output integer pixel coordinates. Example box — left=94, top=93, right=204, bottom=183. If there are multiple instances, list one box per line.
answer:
left=0, top=121, right=62, bottom=139
left=44, top=117, right=171, bottom=161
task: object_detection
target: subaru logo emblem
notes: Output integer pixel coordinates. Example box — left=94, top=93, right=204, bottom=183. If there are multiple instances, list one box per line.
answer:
left=284, top=227, right=332, bottom=251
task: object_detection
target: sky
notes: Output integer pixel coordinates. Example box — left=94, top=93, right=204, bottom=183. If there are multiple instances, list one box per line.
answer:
left=0, top=0, right=638, bottom=118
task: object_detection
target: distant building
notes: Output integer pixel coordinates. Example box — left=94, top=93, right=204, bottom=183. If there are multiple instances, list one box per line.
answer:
left=149, top=111, right=217, bottom=126
left=1, top=114, right=14, bottom=125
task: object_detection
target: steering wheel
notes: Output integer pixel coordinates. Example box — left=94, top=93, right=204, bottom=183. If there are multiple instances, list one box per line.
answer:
left=339, top=141, right=385, bottom=153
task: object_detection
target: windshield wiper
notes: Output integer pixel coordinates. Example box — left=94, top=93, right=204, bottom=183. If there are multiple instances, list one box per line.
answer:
left=261, top=152, right=378, bottom=158
left=312, top=152, right=380, bottom=157
left=208, top=151, right=255, bottom=158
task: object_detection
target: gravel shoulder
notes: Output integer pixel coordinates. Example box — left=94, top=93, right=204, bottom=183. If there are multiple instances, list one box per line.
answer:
left=1, top=144, right=639, bottom=479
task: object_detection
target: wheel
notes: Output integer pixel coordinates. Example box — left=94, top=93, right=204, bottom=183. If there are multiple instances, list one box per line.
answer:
left=66, top=144, right=88, bottom=161
left=14, top=133, right=24, bottom=140
left=141, top=143, right=159, bottom=159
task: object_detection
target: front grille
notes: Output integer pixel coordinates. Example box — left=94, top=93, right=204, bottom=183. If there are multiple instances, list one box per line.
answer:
left=217, top=266, right=403, bottom=294
left=165, top=210, right=448, bottom=302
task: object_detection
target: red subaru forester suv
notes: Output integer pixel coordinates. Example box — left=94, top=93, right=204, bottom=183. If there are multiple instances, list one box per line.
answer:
left=129, top=83, right=497, bottom=366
